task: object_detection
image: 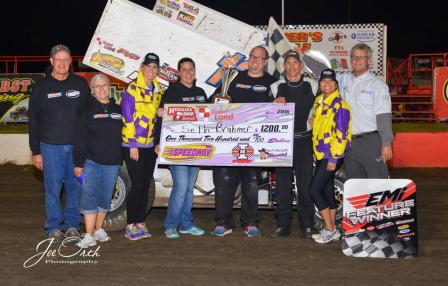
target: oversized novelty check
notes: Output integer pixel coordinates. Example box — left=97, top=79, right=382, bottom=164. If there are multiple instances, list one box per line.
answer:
left=158, top=103, right=295, bottom=166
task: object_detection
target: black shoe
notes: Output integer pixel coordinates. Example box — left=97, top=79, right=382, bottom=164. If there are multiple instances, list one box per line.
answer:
left=48, top=230, right=64, bottom=243
left=302, top=227, right=313, bottom=238
left=271, top=227, right=290, bottom=238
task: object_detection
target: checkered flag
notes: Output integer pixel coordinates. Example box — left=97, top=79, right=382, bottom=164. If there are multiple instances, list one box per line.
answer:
left=267, top=17, right=293, bottom=80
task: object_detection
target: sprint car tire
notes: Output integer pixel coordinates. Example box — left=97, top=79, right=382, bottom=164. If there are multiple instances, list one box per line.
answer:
left=313, top=168, right=346, bottom=231
left=102, top=163, right=155, bottom=231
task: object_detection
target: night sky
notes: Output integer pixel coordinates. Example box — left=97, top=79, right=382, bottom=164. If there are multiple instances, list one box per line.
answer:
left=2, top=0, right=446, bottom=58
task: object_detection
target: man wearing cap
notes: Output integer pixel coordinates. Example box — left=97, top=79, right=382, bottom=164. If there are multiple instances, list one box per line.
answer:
left=121, top=52, right=163, bottom=240
left=270, top=49, right=319, bottom=238
left=29, top=44, right=90, bottom=241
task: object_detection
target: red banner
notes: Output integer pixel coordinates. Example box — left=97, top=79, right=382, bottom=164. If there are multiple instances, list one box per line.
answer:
left=433, top=67, right=448, bottom=121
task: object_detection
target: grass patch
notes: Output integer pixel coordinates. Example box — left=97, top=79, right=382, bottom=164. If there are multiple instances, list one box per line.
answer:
left=392, top=122, right=448, bottom=132
left=0, top=124, right=29, bottom=134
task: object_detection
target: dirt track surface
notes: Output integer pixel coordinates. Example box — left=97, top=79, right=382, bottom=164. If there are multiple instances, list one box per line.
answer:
left=0, top=165, right=447, bottom=285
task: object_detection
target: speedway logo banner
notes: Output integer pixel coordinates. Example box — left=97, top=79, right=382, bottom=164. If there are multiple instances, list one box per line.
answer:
left=342, top=179, right=418, bottom=258
left=158, top=103, right=295, bottom=167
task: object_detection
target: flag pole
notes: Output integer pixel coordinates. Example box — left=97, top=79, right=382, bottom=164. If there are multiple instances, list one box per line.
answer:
left=281, top=0, right=285, bottom=27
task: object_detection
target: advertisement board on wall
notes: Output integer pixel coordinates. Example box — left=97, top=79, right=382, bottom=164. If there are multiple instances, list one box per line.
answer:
left=257, top=23, right=387, bottom=77
left=0, top=74, right=44, bottom=123
left=433, top=67, right=448, bottom=121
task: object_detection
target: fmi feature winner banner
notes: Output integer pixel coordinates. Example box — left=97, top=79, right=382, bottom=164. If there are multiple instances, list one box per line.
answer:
left=158, top=103, right=295, bottom=167
left=342, top=179, right=418, bottom=259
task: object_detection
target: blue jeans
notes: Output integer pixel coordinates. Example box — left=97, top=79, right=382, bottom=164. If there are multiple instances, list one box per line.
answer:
left=80, top=160, right=120, bottom=214
left=40, top=143, right=81, bottom=234
left=164, top=165, right=199, bottom=230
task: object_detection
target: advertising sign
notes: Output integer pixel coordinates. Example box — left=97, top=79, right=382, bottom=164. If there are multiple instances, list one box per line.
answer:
left=258, top=23, right=387, bottom=77
left=0, top=74, right=44, bottom=123
left=433, top=67, right=448, bottom=121
left=342, top=179, right=418, bottom=258
left=158, top=103, right=295, bottom=167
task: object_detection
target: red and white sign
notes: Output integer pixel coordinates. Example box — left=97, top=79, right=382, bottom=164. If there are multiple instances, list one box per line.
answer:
left=433, top=67, right=448, bottom=121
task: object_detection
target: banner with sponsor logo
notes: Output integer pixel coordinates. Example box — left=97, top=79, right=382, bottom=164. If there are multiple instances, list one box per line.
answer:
left=433, top=67, right=448, bottom=121
left=83, top=0, right=265, bottom=95
left=152, top=0, right=265, bottom=55
left=257, top=23, right=387, bottom=77
left=0, top=74, right=44, bottom=123
left=342, top=179, right=418, bottom=258
left=158, top=103, right=295, bottom=167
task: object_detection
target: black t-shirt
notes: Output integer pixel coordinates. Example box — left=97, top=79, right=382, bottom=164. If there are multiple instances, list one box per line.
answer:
left=28, top=73, right=90, bottom=154
left=277, top=77, right=315, bottom=133
left=214, top=71, right=275, bottom=103
left=73, top=99, right=123, bottom=167
left=155, top=81, right=207, bottom=145
left=160, top=81, right=207, bottom=106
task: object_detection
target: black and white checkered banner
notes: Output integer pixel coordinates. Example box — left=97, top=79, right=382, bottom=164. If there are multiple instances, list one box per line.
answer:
left=267, top=17, right=292, bottom=80
left=342, top=179, right=418, bottom=259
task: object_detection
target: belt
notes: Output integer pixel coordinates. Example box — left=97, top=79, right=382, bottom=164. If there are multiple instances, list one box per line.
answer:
left=352, top=130, right=378, bottom=139
left=294, top=130, right=312, bottom=138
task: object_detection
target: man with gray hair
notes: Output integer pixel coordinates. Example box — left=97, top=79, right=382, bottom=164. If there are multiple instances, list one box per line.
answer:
left=334, top=43, right=393, bottom=179
left=29, top=44, right=90, bottom=241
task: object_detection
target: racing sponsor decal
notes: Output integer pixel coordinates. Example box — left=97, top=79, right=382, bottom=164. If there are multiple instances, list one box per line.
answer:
left=160, top=0, right=180, bottom=11
left=90, top=52, right=125, bottom=75
left=66, top=90, right=80, bottom=98
left=329, top=46, right=349, bottom=57
left=232, top=143, right=254, bottom=163
left=395, top=218, right=414, bottom=225
left=351, top=31, right=376, bottom=42
left=182, top=2, right=199, bottom=15
left=162, top=143, right=215, bottom=161
left=47, top=92, right=63, bottom=99
left=167, top=106, right=197, bottom=121
left=159, top=63, right=179, bottom=83
left=110, top=113, right=122, bottom=120
left=330, top=58, right=349, bottom=70
left=155, top=4, right=173, bottom=18
left=342, top=179, right=418, bottom=258
left=177, top=11, right=195, bottom=26
left=397, top=224, right=410, bottom=230
left=215, top=113, right=233, bottom=121
left=197, top=106, right=210, bottom=121
left=328, top=31, right=347, bottom=43
left=252, top=85, right=268, bottom=92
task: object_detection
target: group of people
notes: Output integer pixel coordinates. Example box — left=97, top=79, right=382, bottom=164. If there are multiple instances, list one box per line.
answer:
left=28, top=41, right=393, bottom=248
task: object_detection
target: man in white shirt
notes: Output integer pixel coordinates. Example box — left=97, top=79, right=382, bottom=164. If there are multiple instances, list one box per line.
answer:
left=337, top=43, right=393, bottom=178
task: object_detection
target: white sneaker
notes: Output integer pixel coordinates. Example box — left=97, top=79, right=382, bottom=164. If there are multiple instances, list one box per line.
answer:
left=93, top=228, right=111, bottom=242
left=76, top=234, right=97, bottom=248
left=314, top=229, right=338, bottom=244
left=312, top=229, right=324, bottom=240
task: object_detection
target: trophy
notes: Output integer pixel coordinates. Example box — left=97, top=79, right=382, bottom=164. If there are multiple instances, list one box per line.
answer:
left=212, top=52, right=240, bottom=104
